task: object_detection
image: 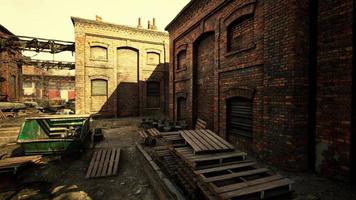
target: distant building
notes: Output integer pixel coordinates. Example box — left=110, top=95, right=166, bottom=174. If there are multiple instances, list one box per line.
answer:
left=0, top=25, right=22, bottom=102
left=22, top=65, right=75, bottom=102
left=166, top=0, right=354, bottom=181
left=72, top=16, right=169, bottom=117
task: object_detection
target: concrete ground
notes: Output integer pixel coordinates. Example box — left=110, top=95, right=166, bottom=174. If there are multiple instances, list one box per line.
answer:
left=0, top=117, right=355, bottom=200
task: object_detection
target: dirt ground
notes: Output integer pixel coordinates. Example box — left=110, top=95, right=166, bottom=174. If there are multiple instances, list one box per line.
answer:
left=0, top=117, right=355, bottom=200
left=0, top=117, right=156, bottom=200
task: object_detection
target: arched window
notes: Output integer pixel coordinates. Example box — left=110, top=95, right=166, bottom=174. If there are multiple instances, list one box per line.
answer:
left=90, top=46, right=108, bottom=60
left=147, top=52, right=160, bottom=65
left=227, top=14, right=254, bottom=52
left=177, top=50, right=187, bottom=70
left=227, top=97, right=252, bottom=138
left=91, top=79, right=107, bottom=96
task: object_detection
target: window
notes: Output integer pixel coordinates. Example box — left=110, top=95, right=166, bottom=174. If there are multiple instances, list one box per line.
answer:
left=23, top=81, right=32, bottom=88
left=227, top=97, right=252, bottom=138
left=147, top=81, right=160, bottom=96
left=177, top=50, right=187, bottom=70
left=90, top=46, right=107, bottom=60
left=91, top=79, right=107, bottom=96
left=147, top=52, right=160, bottom=65
left=227, top=14, right=254, bottom=52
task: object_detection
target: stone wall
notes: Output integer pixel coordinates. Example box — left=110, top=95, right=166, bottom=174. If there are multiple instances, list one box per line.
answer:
left=72, top=17, right=169, bottom=117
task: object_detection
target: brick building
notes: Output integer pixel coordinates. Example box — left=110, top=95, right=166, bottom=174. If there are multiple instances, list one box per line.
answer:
left=166, top=0, right=354, bottom=181
left=22, top=65, right=75, bottom=102
left=0, top=25, right=22, bottom=102
left=72, top=16, right=169, bottom=117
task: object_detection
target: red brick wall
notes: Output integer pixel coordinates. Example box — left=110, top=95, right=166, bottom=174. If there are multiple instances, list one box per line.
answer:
left=167, top=0, right=353, bottom=179
left=0, top=31, right=22, bottom=102
left=315, top=0, right=353, bottom=179
left=193, top=32, right=215, bottom=129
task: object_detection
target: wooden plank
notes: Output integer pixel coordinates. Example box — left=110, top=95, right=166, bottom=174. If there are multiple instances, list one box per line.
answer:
left=220, top=178, right=292, bottom=199
left=187, top=130, right=216, bottom=151
left=101, top=148, right=112, bottom=177
left=203, top=168, right=270, bottom=183
left=194, top=130, right=222, bottom=150
left=95, top=149, right=108, bottom=177
left=198, top=130, right=230, bottom=150
left=112, top=148, right=121, bottom=175
left=216, top=175, right=284, bottom=194
left=107, top=148, right=116, bottom=176
left=195, top=161, right=256, bottom=174
left=191, top=151, right=247, bottom=162
left=85, top=151, right=98, bottom=178
left=206, top=129, right=235, bottom=149
left=183, top=130, right=210, bottom=151
left=180, top=130, right=204, bottom=152
left=90, top=149, right=103, bottom=178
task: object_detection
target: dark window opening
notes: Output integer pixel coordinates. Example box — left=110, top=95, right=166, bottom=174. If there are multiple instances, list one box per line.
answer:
left=147, top=81, right=160, bottom=96
left=227, top=97, right=253, bottom=138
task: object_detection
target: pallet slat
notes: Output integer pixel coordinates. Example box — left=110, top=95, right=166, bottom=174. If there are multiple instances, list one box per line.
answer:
left=86, top=148, right=121, bottom=178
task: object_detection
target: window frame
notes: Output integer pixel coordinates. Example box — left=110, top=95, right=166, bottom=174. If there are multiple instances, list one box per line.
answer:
left=90, top=45, right=108, bottom=61
left=91, top=79, right=108, bottom=96
left=226, top=97, right=253, bottom=138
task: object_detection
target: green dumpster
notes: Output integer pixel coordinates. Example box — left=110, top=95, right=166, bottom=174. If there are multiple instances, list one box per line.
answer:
left=17, top=115, right=91, bottom=155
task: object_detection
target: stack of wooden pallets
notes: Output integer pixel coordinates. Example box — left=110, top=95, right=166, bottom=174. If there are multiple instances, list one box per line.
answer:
left=167, top=129, right=293, bottom=200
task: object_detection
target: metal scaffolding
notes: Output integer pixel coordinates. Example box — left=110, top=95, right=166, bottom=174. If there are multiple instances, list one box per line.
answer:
left=0, top=35, right=75, bottom=54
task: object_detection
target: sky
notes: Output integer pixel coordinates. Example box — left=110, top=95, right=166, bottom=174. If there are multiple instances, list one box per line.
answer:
left=0, top=0, right=190, bottom=62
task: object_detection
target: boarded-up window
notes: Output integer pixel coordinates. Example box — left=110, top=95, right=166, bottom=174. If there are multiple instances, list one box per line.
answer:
left=147, top=52, right=160, bottom=65
left=91, top=79, right=107, bottom=96
left=227, top=97, right=252, bottom=138
left=227, top=14, right=254, bottom=52
left=177, top=50, right=187, bottom=70
left=147, top=81, right=160, bottom=96
left=90, top=46, right=107, bottom=60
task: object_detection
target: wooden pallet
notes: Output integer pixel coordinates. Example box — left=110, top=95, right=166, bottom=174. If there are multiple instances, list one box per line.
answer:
left=0, top=155, right=42, bottom=174
left=194, top=162, right=293, bottom=200
left=180, top=130, right=234, bottom=154
left=85, top=148, right=121, bottom=178
left=174, top=147, right=248, bottom=170
left=0, top=110, right=7, bottom=120
left=195, top=118, right=207, bottom=130
left=147, top=128, right=161, bottom=138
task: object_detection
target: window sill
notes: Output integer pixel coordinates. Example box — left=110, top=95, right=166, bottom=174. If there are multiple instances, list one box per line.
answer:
left=225, top=44, right=256, bottom=57
left=176, top=67, right=187, bottom=73
left=89, top=58, right=108, bottom=62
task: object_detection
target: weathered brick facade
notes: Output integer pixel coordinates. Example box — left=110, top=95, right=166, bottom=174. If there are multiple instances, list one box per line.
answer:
left=0, top=25, right=22, bottom=102
left=72, top=17, right=169, bottom=117
left=166, top=0, right=354, bottom=180
left=22, top=65, right=75, bottom=101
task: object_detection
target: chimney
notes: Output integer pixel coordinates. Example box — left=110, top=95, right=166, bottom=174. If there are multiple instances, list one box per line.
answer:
left=137, top=18, right=142, bottom=28
left=96, top=15, right=102, bottom=22
left=148, top=20, right=151, bottom=29
left=151, top=18, right=157, bottom=30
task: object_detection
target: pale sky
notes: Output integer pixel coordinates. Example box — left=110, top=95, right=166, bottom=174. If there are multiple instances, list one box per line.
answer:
left=0, top=0, right=190, bottom=62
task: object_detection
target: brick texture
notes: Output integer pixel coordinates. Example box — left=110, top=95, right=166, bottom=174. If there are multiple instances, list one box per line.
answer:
left=166, top=0, right=354, bottom=180
left=72, top=17, right=169, bottom=117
